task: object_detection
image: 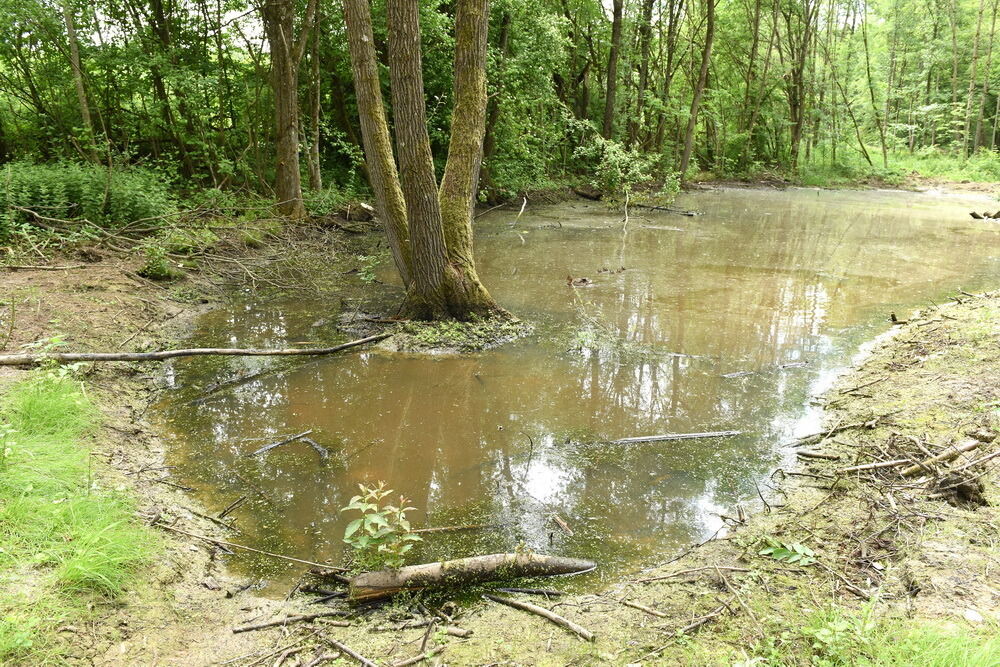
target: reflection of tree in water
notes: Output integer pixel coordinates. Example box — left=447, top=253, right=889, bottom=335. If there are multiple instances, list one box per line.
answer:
left=159, top=190, right=1000, bottom=589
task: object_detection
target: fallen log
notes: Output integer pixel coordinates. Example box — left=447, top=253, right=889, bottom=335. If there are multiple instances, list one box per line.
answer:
left=483, top=594, right=594, bottom=641
left=609, top=430, right=742, bottom=445
left=0, top=333, right=390, bottom=367
left=347, top=552, right=595, bottom=602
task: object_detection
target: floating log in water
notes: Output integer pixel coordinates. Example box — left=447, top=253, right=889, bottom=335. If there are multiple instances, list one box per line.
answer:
left=609, top=430, right=742, bottom=445
left=347, top=552, right=595, bottom=602
left=0, top=333, right=391, bottom=366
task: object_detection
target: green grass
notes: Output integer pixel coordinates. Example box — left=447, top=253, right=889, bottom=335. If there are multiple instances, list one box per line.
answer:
left=735, top=605, right=1000, bottom=666
left=0, top=370, right=152, bottom=662
left=794, top=146, right=1000, bottom=188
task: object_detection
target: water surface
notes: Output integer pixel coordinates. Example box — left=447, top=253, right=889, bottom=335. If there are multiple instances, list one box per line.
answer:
left=158, top=187, right=1000, bottom=591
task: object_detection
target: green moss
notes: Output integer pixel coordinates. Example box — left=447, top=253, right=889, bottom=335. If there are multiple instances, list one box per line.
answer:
left=393, top=317, right=534, bottom=352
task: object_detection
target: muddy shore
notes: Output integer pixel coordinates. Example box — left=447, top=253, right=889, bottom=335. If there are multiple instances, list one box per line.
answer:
left=2, top=209, right=999, bottom=665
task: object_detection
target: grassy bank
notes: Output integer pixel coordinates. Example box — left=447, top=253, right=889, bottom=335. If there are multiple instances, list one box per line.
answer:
left=0, top=370, right=152, bottom=662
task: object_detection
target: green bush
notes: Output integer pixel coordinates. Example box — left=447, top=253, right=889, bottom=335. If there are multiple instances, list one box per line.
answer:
left=0, top=161, right=175, bottom=238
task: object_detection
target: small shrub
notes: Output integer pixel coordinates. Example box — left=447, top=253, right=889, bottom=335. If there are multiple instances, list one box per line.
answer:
left=137, top=244, right=180, bottom=281
left=341, top=481, right=422, bottom=571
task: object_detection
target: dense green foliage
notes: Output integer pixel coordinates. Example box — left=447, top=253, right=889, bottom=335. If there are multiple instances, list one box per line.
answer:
left=0, top=162, right=175, bottom=238
left=0, top=370, right=152, bottom=661
left=0, top=0, right=997, bottom=211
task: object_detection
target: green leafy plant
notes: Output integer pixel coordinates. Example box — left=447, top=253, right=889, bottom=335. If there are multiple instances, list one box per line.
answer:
left=137, top=243, right=181, bottom=281
left=341, top=481, right=422, bottom=570
left=759, top=537, right=817, bottom=565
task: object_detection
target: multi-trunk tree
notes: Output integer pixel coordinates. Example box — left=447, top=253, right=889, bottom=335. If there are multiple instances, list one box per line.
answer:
left=343, top=0, right=506, bottom=320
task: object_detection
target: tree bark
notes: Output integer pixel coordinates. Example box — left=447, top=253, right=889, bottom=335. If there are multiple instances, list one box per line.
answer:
left=342, top=0, right=413, bottom=285
left=438, top=0, right=507, bottom=319
left=261, top=0, right=316, bottom=219
left=387, top=0, right=451, bottom=317
left=307, top=21, right=322, bottom=191
left=62, top=0, right=98, bottom=161
left=348, top=553, right=595, bottom=602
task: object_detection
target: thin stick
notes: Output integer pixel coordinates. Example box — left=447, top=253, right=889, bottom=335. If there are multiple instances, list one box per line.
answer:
left=0, top=333, right=391, bottom=366
left=325, top=639, right=377, bottom=667
left=391, top=646, right=444, bottom=667
left=610, top=430, right=742, bottom=445
left=232, top=611, right=350, bottom=633
left=621, top=599, right=668, bottom=618
left=796, top=450, right=841, bottom=460
left=635, top=566, right=750, bottom=584
left=155, top=523, right=347, bottom=571
left=901, top=439, right=982, bottom=477
left=252, top=430, right=314, bottom=456
left=838, top=458, right=910, bottom=473
left=3, top=264, right=88, bottom=271
left=483, top=594, right=594, bottom=642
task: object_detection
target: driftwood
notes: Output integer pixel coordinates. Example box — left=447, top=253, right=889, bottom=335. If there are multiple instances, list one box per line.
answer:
left=796, top=450, right=840, bottom=461
left=232, top=611, right=350, bottom=634
left=483, top=594, right=595, bottom=641
left=325, top=639, right=376, bottom=667
left=347, top=552, right=595, bottom=602
left=609, top=430, right=742, bottom=445
left=0, top=333, right=390, bottom=366
left=901, top=439, right=982, bottom=477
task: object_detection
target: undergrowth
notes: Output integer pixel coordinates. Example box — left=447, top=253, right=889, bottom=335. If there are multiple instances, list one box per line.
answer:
left=0, top=370, right=152, bottom=662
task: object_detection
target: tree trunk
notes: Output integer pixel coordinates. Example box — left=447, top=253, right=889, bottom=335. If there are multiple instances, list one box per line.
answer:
left=438, top=0, right=508, bottom=319
left=62, top=0, right=98, bottom=161
left=261, top=0, right=316, bottom=219
left=307, top=22, right=322, bottom=191
left=342, top=0, right=413, bottom=285
left=627, top=0, right=655, bottom=148
left=679, top=0, right=715, bottom=177
left=601, top=0, right=623, bottom=139
left=387, top=0, right=451, bottom=317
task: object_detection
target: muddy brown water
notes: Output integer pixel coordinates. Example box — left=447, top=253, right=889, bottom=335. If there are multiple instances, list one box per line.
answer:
left=158, top=187, right=1000, bottom=593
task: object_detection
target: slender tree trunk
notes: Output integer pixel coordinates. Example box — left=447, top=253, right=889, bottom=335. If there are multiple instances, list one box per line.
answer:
left=679, top=0, right=715, bottom=177
left=62, top=0, right=98, bottom=161
left=438, top=0, right=507, bottom=319
left=602, top=0, right=623, bottom=139
left=628, top=0, right=655, bottom=147
left=965, top=0, right=986, bottom=155
left=261, top=0, right=316, bottom=218
left=307, top=22, right=322, bottom=191
left=861, top=12, right=888, bottom=167
left=387, top=0, right=451, bottom=317
left=342, top=0, right=413, bottom=285
left=973, top=0, right=998, bottom=150
left=481, top=12, right=511, bottom=197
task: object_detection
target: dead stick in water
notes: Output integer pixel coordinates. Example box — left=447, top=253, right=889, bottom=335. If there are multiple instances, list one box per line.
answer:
left=325, top=639, right=376, bottom=667
left=0, top=333, right=391, bottom=366
left=610, top=430, right=742, bottom=444
left=155, top=523, right=348, bottom=572
left=483, top=594, right=594, bottom=641
left=233, top=611, right=350, bottom=633
left=252, top=430, right=313, bottom=456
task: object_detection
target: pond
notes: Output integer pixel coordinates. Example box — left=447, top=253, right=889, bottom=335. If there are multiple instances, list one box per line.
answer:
left=157, top=187, right=1000, bottom=592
